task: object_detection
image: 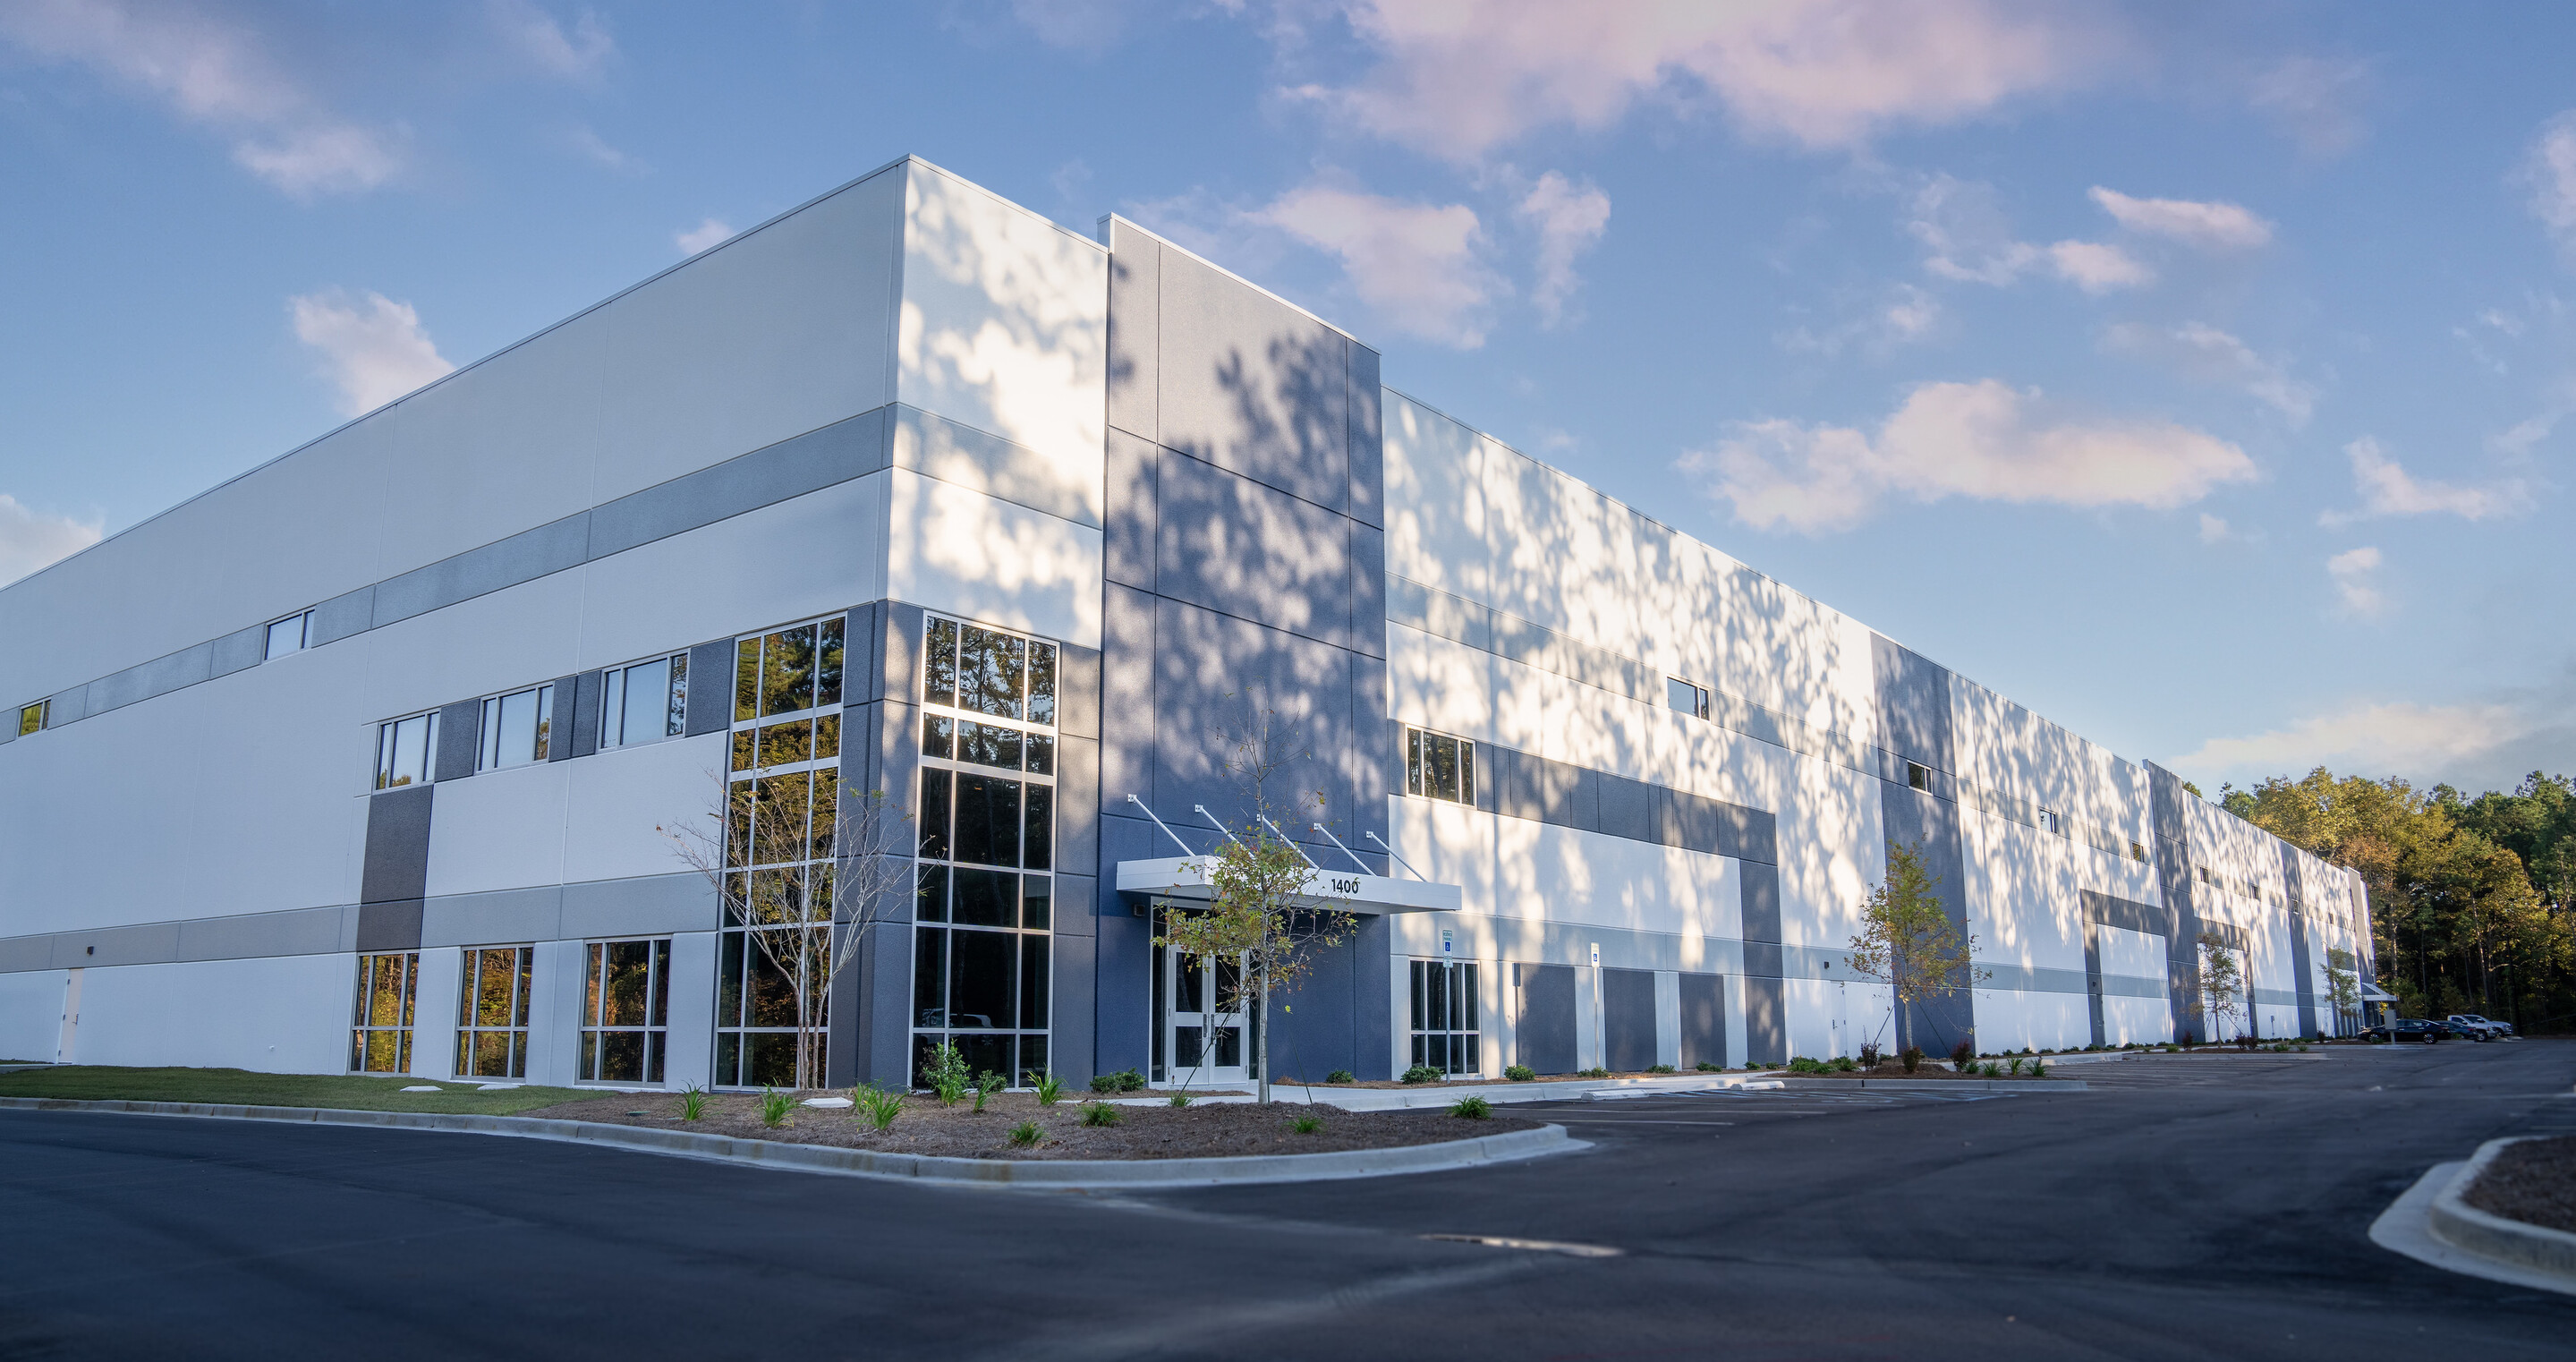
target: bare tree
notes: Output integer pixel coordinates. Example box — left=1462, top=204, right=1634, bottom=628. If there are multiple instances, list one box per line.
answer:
left=1156, top=707, right=1356, bottom=1105
left=1843, top=840, right=1988, bottom=1060
left=662, top=767, right=911, bottom=1091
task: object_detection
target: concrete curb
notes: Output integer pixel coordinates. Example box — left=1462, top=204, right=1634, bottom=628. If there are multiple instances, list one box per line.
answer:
left=1767, top=1077, right=2089, bottom=1093
left=2427, top=1137, right=2576, bottom=1281
left=0, top=1095, right=1585, bottom=1190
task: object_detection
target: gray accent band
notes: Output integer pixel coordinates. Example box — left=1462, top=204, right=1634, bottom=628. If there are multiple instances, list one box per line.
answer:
left=1475, top=741, right=1777, bottom=864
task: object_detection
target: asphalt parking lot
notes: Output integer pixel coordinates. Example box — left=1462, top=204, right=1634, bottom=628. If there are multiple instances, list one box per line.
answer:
left=3, top=1041, right=2570, bottom=1360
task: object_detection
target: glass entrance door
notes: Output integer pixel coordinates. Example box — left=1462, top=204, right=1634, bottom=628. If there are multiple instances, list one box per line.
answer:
left=1163, top=948, right=1249, bottom=1086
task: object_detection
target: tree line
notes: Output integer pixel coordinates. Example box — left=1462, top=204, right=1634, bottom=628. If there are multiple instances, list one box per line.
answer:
left=2220, top=768, right=2576, bottom=1033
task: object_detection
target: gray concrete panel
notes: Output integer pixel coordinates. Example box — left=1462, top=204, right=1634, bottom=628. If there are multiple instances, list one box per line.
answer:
left=2146, top=762, right=2203, bottom=1042
left=1514, top=962, right=1577, bottom=1074
left=209, top=625, right=267, bottom=678
left=433, top=700, right=481, bottom=782
left=1347, top=344, right=1383, bottom=529
left=1153, top=451, right=1353, bottom=649
left=561, top=873, right=716, bottom=940
left=1105, top=223, right=1159, bottom=444
left=82, top=641, right=212, bottom=716
left=2282, top=844, right=2318, bottom=1034
left=1154, top=245, right=1349, bottom=513
left=1056, top=642, right=1101, bottom=741
left=846, top=602, right=883, bottom=707
left=1870, top=634, right=1956, bottom=774
left=421, top=885, right=564, bottom=948
left=361, top=785, right=435, bottom=904
left=2082, top=918, right=2106, bottom=1048
left=1049, top=930, right=1097, bottom=1085
left=1103, top=428, right=1157, bottom=591
left=683, top=638, right=735, bottom=736
left=48, top=921, right=182, bottom=969
left=1602, top=966, right=1658, bottom=1072
left=1348, top=524, right=1386, bottom=660
left=1678, top=972, right=1727, bottom=1069
left=1742, top=976, right=1787, bottom=1064
left=585, top=406, right=891, bottom=560
left=1354, top=913, right=1394, bottom=1079
left=372, top=512, right=591, bottom=629
left=1347, top=652, right=1392, bottom=850
left=848, top=898, right=914, bottom=1088
left=881, top=602, right=925, bottom=709
left=0, top=936, right=51, bottom=971
left=1094, top=906, right=1153, bottom=1077
left=1100, top=584, right=1159, bottom=816
left=545, top=676, right=580, bottom=762
left=569, top=669, right=604, bottom=758
left=310, top=586, right=375, bottom=646
left=1597, top=772, right=1654, bottom=842
left=356, top=900, right=425, bottom=952
left=1880, top=779, right=1973, bottom=1053
left=1055, top=735, right=1101, bottom=876
left=1149, top=599, right=1362, bottom=826
left=1741, top=860, right=1782, bottom=948
left=1049, top=873, right=1098, bottom=938
left=1741, top=941, right=1784, bottom=979
left=1271, top=930, right=1359, bottom=1081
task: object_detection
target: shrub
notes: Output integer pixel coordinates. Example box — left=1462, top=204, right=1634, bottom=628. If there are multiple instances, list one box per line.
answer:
left=2029, top=1059, right=2048, bottom=1077
left=1787, top=1056, right=1830, bottom=1075
left=972, top=1071, right=1007, bottom=1113
left=1450, top=1094, right=1493, bottom=1119
left=1168, top=1093, right=1192, bottom=1108
left=1325, top=1069, right=1356, bottom=1085
left=1008, top=1120, right=1042, bottom=1147
left=1290, top=1113, right=1325, bottom=1134
left=1648, top=1063, right=1677, bottom=1074
left=1579, top=1067, right=1611, bottom=1079
left=2007, top=1057, right=2025, bottom=1077
left=1695, top=1061, right=1721, bottom=1072
left=1830, top=1056, right=1858, bottom=1072
left=676, top=1085, right=708, bottom=1121
left=1979, top=1061, right=2002, bottom=1077
left=1089, top=1068, right=1146, bottom=1094
left=1951, top=1042, right=1976, bottom=1068
left=2295, top=1043, right=2309, bottom=1053
left=1400, top=1064, right=1443, bottom=1085
left=1027, top=1070, right=1064, bottom=1105
left=922, top=1043, right=973, bottom=1107
left=1080, top=1102, right=1122, bottom=1127
left=1858, top=1043, right=1882, bottom=1068
left=1900, top=1048, right=1923, bottom=1073
left=856, top=1083, right=903, bottom=1131
left=757, top=1087, right=795, bottom=1128
left=1505, top=1064, right=1537, bottom=1081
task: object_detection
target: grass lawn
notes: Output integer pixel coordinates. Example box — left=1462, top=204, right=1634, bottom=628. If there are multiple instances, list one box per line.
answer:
left=0, top=1066, right=607, bottom=1117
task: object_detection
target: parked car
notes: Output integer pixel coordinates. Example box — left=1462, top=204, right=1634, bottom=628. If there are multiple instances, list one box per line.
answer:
left=2447, top=1013, right=2516, bottom=1039
left=2364, top=1017, right=2446, bottom=1043
left=2432, top=1018, right=2488, bottom=1042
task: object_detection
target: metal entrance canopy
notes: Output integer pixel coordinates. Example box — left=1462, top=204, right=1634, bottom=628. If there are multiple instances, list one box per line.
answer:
left=1113, top=856, right=1460, bottom=915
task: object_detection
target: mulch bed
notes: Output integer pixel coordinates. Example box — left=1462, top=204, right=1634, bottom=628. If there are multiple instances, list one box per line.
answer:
left=2464, top=1136, right=2576, bottom=1235
left=521, top=1090, right=1536, bottom=1161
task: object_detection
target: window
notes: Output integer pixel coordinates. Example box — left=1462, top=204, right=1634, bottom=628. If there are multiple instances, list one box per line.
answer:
left=601, top=652, right=689, bottom=749
left=2037, top=808, right=2062, bottom=836
left=1667, top=677, right=1710, bottom=720
left=477, top=685, right=554, bottom=770
left=2130, top=839, right=2147, bottom=863
left=265, top=610, right=311, bottom=660
left=1410, top=960, right=1481, bottom=1075
left=455, top=946, right=532, bottom=1079
left=350, top=951, right=418, bottom=1073
left=16, top=701, right=44, bottom=736
left=1906, top=762, right=1931, bottom=791
left=1405, top=727, right=1474, bottom=804
left=912, top=615, right=1056, bottom=1086
left=715, top=616, right=849, bottom=1088
left=579, top=938, right=671, bottom=1084
left=374, top=711, right=439, bottom=790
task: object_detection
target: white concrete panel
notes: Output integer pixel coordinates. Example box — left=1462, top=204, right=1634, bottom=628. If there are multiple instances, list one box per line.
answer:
left=371, top=319, right=604, bottom=582
left=578, top=472, right=889, bottom=668
left=411, top=947, right=463, bottom=1080
left=2099, top=925, right=2165, bottom=982
left=897, top=162, right=1107, bottom=523
left=561, top=732, right=727, bottom=887
left=663, top=930, right=718, bottom=1092
left=1382, top=394, right=1492, bottom=603
left=2103, top=995, right=2169, bottom=1046
left=73, top=954, right=353, bottom=1074
left=527, top=939, right=585, bottom=1088
left=358, top=570, right=588, bottom=726
left=0, top=970, right=64, bottom=1061
left=887, top=469, right=1103, bottom=650
left=1654, top=970, right=1681, bottom=1068
left=1970, top=989, right=2092, bottom=1054
left=594, top=165, right=903, bottom=503
left=425, top=762, right=572, bottom=898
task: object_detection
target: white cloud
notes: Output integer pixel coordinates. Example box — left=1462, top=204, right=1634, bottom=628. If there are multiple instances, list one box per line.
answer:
left=1007, top=0, right=1130, bottom=52
left=2249, top=55, right=2373, bottom=157
left=2087, top=187, right=2273, bottom=250
left=290, top=290, right=455, bottom=417
left=676, top=218, right=735, bottom=255
left=2045, top=239, right=2152, bottom=293
left=1780, top=284, right=1943, bottom=356
left=489, top=0, right=614, bottom=83
left=2522, top=111, right=2576, bottom=254
left=2325, top=545, right=2385, bottom=617
left=1682, top=378, right=2257, bottom=533
left=2177, top=698, right=2525, bottom=783
left=2102, top=321, right=2316, bottom=425
left=1284, top=0, right=2107, bottom=160
left=562, top=125, right=639, bottom=172
left=1254, top=176, right=1501, bottom=346
left=0, top=0, right=404, bottom=199
left=0, top=495, right=104, bottom=587
left=2319, top=437, right=2530, bottom=525
left=2197, top=512, right=2234, bottom=544
left=1517, top=171, right=1611, bottom=326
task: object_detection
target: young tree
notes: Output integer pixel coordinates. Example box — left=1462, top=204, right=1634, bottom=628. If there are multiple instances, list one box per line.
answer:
left=662, top=769, right=912, bottom=1091
left=1155, top=707, right=1356, bottom=1106
left=1842, top=840, right=1988, bottom=1059
left=2197, top=930, right=2247, bottom=1043
left=2324, top=947, right=2362, bottom=1034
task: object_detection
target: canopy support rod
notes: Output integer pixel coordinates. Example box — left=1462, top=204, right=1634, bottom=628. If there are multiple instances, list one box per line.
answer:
left=1126, top=794, right=1197, bottom=856
left=1365, top=831, right=1427, bottom=881
left=1193, top=804, right=1246, bottom=848
left=1258, top=816, right=1322, bottom=868
left=1310, top=822, right=1373, bottom=873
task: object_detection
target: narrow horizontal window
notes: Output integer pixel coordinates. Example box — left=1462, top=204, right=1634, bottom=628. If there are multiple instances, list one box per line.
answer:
left=477, top=684, right=554, bottom=771
left=265, top=610, right=310, bottom=660
left=375, top=711, right=439, bottom=790
left=1666, top=677, right=1709, bottom=721
left=16, top=701, right=45, bottom=736
left=1906, top=762, right=1930, bottom=792
left=1403, top=727, right=1473, bottom=804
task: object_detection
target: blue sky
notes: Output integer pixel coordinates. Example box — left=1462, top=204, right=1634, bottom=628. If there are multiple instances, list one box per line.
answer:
left=2, top=1, right=2570, bottom=796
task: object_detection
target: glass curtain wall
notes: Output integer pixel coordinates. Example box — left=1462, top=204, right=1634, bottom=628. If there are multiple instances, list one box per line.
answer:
left=713, top=617, right=844, bottom=1088
left=351, top=952, right=418, bottom=1073
left=455, top=945, right=532, bottom=1078
left=913, top=616, right=1055, bottom=1086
